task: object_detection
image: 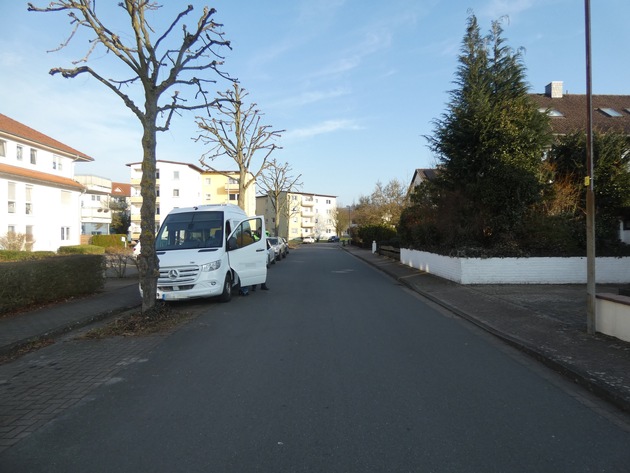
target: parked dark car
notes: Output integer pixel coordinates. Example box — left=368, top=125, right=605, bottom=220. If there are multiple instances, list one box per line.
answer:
left=328, top=236, right=340, bottom=242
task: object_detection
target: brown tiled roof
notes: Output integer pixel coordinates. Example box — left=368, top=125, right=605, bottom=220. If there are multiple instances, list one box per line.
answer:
left=111, top=182, right=131, bottom=197
left=0, top=163, right=85, bottom=191
left=530, top=94, right=630, bottom=135
left=0, top=113, right=93, bottom=162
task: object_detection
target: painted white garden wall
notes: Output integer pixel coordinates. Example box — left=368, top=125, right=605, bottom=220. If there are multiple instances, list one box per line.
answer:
left=400, top=248, right=630, bottom=284
left=596, top=294, right=630, bottom=342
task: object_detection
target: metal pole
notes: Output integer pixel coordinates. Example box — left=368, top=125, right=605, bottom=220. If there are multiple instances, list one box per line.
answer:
left=584, top=0, right=596, bottom=334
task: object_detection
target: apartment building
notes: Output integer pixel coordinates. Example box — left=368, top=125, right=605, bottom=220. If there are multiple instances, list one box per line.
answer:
left=0, top=113, right=92, bottom=251
left=256, top=191, right=337, bottom=240
left=75, top=175, right=112, bottom=236
left=127, top=160, right=256, bottom=239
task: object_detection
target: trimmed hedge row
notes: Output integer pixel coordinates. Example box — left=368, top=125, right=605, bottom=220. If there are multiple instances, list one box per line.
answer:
left=0, top=254, right=106, bottom=315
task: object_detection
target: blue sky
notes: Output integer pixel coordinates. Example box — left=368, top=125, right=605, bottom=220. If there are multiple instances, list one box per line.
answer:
left=1, top=1, right=629, bottom=206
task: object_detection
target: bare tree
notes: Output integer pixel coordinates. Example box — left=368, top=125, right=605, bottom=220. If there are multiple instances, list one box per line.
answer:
left=195, top=83, right=284, bottom=211
left=29, top=1, right=232, bottom=313
left=258, top=159, right=302, bottom=237
left=332, top=206, right=350, bottom=237
left=353, top=179, right=408, bottom=228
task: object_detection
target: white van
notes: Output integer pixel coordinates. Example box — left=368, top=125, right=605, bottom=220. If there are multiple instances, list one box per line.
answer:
left=152, top=204, right=267, bottom=302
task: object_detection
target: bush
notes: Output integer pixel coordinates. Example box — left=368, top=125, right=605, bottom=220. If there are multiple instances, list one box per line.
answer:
left=0, top=254, right=106, bottom=315
left=58, top=245, right=105, bottom=255
left=91, top=234, right=127, bottom=248
left=105, top=246, right=135, bottom=278
left=357, top=225, right=397, bottom=248
left=0, top=250, right=57, bottom=262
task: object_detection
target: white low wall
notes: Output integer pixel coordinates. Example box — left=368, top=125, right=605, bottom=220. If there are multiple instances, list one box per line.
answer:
left=400, top=248, right=630, bottom=284
left=596, top=294, right=630, bottom=342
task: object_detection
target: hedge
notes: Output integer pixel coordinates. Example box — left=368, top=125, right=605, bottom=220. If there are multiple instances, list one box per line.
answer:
left=0, top=254, right=106, bottom=315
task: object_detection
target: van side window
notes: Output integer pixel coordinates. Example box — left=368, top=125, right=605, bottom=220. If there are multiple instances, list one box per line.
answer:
left=232, top=218, right=264, bottom=249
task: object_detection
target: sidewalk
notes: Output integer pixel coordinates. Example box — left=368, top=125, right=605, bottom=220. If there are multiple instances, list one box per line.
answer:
left=342, top=245, right=630, bottom=414
left=1, top=247, right=629, bottom=414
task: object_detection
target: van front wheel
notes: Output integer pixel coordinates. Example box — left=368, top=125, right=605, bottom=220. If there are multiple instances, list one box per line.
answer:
left=218, top=273, right=232, bottom=302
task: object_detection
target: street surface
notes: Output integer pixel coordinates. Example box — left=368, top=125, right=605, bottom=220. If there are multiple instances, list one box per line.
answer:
left=1, top=244, right=629, bottom=472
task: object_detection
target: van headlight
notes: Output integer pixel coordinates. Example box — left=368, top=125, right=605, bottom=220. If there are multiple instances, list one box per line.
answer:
left=200, top=260, right=221, bottom=272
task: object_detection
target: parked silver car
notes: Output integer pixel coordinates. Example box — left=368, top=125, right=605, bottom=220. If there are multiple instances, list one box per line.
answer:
left=267, top=237, right=283, bottom=261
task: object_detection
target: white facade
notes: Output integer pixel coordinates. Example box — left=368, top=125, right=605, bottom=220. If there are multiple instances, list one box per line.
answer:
left=128, top=161, right=258, bottom=239
left=258, top=192, right=337, bottom=240
left=75, top=175, right=112, bottom=235
left=128, top=161, right=203, bottom=239
left=0, top=114, right=91, bottom=251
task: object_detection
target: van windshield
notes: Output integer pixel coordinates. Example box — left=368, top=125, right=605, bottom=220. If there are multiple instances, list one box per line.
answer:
left=155, top=211, right=225, bottom=251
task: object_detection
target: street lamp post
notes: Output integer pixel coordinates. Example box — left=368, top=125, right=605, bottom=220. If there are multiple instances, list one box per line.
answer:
left=584, top=0, right=597, bottom=334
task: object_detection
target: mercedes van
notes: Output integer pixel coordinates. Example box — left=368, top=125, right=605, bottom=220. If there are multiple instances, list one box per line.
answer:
left=152, top=204, right=267, bottom=302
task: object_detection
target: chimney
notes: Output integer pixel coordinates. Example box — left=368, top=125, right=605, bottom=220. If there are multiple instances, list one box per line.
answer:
left=545, top=81, right=563, bottom=99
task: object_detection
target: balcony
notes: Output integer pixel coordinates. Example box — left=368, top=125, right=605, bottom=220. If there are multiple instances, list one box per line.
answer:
left=301, top=221, right=314, bottom=228
left=225, top=183, right=239, bottom=194
left=301, top=209, right=313, bottom=217
left=301, top=198, right=314, bottom=207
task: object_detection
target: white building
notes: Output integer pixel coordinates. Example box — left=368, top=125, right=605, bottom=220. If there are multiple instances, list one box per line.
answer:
left=75, top=175, right=112, bottom=235
left=0, top=113, right=92, bottom=251
left=256, top=191, right=337, bottom=240
left=127, top=160, right=257, bottom=240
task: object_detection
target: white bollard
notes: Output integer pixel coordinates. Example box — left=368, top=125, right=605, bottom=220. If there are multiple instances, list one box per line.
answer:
left=372, top=240, right=377, bottom=254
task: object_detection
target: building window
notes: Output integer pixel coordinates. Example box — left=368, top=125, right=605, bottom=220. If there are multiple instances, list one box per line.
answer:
left=8, top=182, right=16, bottom=213
left=173, top=189, right=180, bottom=197
left=229, top=193, right=238, bottom=201
left=326, top=199, right=331, bottom=204
left=53, top=155, right=62, bottom=170
left=30, top=149, right=37, bottom=164
left=156, top=169, right=160, bottom=179
left=156, top=206, right=160, bottom=215
left=156, top=186, right=160, bottom=197
left=0, top=139, right=5, bottom=157
left=25, top=186, right=33, bottom=215
left=205, top=177, right=212, bottom=185
left=228, top=177, right=238, bottom=185
left=16, top=145, right=23, bottom=161
left=173, top=171, right=179, bottom=180
left=91, top=195, right=101, bottom=201
left=61, top=226, right=70, bottom=241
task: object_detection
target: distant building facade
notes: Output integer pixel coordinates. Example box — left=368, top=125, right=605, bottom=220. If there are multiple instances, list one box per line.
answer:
left=127, top=160, right=256, bottom=240
left=256, top=191, right=337, bottom=240
left=75, top=175, right=112, bottom=236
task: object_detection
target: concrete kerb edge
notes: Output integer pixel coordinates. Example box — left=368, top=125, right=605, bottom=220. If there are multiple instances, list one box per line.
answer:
left=345, top=248, right=630, bottom=414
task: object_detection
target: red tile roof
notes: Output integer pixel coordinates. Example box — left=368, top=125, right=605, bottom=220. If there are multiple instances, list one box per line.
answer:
left=0, top=162, right=85, bottom=191
left=530, top=94, right=630, bottom=135
left=0, top=113, right=93, bottom=162
left=111, top=182, right=131, bottom=197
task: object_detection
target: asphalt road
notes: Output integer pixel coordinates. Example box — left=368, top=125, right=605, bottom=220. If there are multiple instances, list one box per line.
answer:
left=2, top=244, right=629, bottom=472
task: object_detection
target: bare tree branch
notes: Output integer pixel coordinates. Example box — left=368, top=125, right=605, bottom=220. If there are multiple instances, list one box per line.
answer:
left=195, top=83, right=284, bottom=211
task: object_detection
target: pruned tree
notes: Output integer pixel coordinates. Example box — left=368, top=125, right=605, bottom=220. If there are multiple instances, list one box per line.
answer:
left=195, top=83, right=284, bottom=211
left=29, top=1, right=232, bottom=313
left=258, top=159, right=302, bottom=237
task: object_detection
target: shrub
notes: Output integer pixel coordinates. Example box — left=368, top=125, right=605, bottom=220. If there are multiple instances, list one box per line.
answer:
left=0, top=232, right=35, bottom=251
left=0, top=250, right=57, bottom=262
left=58, top=245, right=105, bottom=255
left=91, top=234, right=128, bottom=248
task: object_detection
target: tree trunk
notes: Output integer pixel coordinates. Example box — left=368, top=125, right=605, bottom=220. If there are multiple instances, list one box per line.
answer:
left=138, top=111, right=159, bottom=313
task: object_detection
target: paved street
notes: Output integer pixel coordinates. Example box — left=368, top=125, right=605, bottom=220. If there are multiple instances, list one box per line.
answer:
left=1, top=245, right=629, bottom=472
